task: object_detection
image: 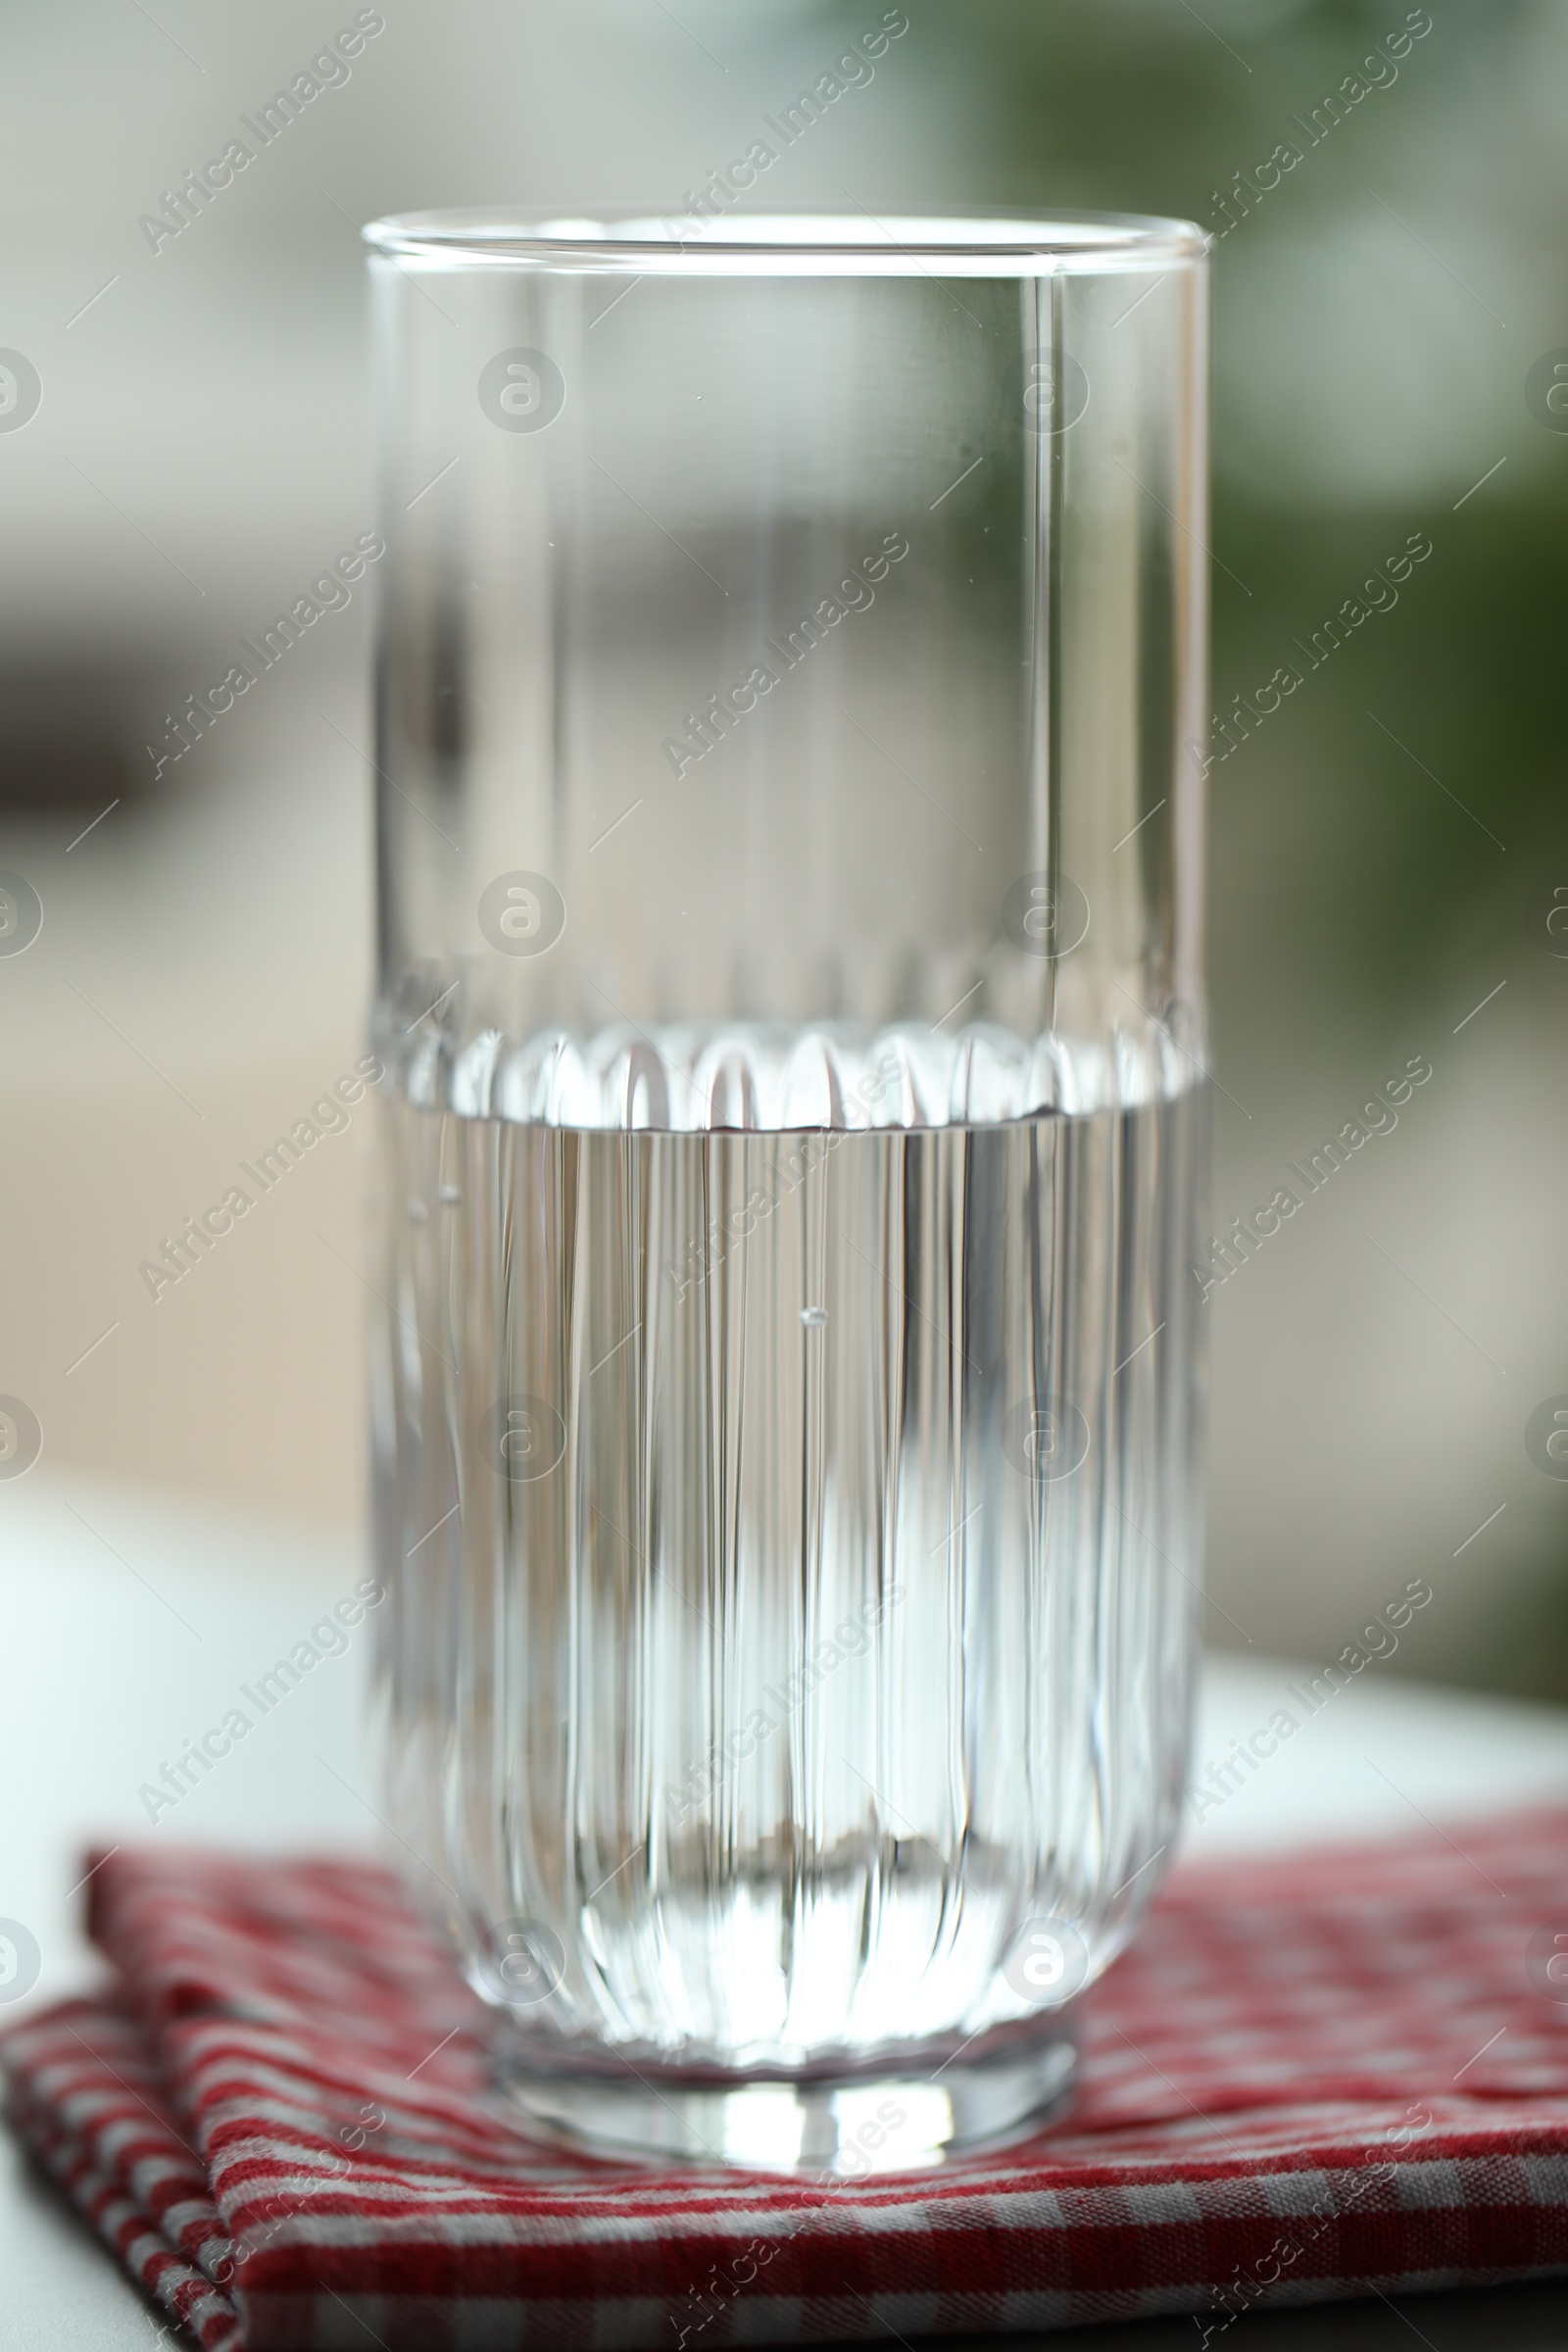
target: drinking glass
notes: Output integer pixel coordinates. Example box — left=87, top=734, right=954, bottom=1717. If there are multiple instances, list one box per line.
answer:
left=363, top=210, right=1209, bottom=2175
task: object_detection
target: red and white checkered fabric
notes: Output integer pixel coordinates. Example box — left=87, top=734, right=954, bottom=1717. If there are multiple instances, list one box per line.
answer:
left=5, top=1816, right=1568, bottom=2347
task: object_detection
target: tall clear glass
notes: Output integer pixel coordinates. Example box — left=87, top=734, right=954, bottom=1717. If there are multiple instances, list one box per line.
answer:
left=364, top=211, right=1208, bottom=2175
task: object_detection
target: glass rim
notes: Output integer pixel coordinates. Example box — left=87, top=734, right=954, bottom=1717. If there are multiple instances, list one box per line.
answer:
left=362, top=208, right=1206, bottom=273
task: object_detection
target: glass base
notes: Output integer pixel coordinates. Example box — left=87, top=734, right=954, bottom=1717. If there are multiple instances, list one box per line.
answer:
left=492, top=2025, right=1078, bottom=2176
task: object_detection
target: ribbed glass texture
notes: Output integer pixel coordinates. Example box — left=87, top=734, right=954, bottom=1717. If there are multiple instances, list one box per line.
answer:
left=365, top=212, right=1209, bottom=2169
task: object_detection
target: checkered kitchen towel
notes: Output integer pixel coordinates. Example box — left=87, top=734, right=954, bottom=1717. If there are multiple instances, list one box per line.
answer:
left=5, top=1818, right=1568, bottom=2348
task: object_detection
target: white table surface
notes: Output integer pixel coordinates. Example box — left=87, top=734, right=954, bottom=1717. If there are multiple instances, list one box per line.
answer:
left=4, top=1476, right=1567, bottom=2349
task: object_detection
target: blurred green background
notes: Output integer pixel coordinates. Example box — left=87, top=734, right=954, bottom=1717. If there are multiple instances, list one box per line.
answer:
left=868, top=0, right=1568, bottom=1697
